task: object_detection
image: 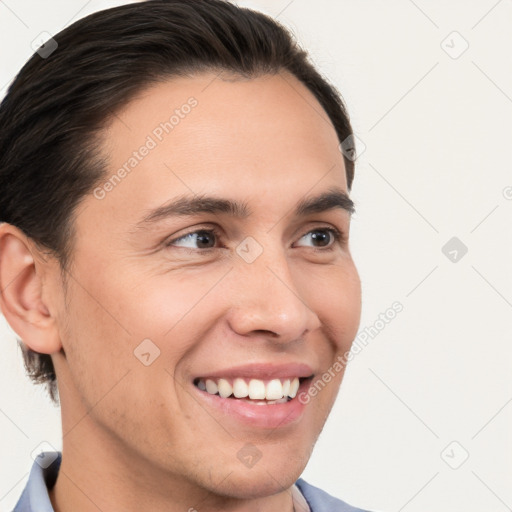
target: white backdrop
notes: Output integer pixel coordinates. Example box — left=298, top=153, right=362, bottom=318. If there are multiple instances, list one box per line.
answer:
left=1, top=1, right=511, bottom=511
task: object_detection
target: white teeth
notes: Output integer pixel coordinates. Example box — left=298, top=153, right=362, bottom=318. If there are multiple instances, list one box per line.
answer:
left=248, top=379, right=266, bottom=400
left=289, top=377, right=300, bottom=398
left=282, top=379, right=291, bottom=397
left=240, top=396, right=289, bottom=405
left=266, top=379, right=283, bottom=400
left=233, top=378, right=249, bottom=398
left=197, top=376, right=304, bottom=401
left=217, top=378, right=232, bottom=398
left=205, top=379, right=218, bottom=395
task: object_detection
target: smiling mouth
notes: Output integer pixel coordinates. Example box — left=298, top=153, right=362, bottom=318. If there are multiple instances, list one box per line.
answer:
left=193, top=376, right=312, bottom=404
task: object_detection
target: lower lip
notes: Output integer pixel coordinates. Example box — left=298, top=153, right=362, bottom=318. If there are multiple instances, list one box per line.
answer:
left=192, top=379, right=313, bottom=429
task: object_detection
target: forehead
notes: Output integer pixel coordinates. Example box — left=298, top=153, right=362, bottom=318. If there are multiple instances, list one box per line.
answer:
left=84, top=71, right=348, bottom=229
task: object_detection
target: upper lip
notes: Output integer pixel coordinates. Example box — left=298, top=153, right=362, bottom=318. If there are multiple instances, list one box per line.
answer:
left=194, top=363, right=314, bottom=380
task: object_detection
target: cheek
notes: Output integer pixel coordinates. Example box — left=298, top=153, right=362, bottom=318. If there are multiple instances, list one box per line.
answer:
left=59, top=287, right=132, bottom=408
left=309, top=260, right=362, bottom=351
left=108, top=264, right=227, bottom=336
left=59, top=265, right=226, bottom=405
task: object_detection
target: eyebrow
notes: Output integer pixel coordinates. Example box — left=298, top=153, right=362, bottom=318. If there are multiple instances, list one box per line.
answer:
left=136, top=185, right=355, bottom=228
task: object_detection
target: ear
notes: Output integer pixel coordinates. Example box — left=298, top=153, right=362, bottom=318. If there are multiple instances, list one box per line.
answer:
left=0, top=223, right=62, bottom=354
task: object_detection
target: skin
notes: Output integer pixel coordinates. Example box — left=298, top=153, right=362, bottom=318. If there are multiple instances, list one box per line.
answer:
left=0, top=71, right=361, bottom=511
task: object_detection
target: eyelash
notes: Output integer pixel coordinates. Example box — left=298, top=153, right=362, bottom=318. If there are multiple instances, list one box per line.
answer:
left=165, top=226, right=346, bottom=253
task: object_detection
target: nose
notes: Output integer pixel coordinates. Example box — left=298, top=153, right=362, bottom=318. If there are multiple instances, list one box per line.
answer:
left=225, top=242, right=321, bottom=344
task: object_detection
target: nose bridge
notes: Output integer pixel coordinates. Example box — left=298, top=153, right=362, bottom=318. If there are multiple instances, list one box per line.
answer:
left=226, top=234, right=321, bottom=340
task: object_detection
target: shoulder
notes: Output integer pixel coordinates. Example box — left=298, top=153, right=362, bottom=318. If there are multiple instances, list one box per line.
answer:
left=295, top=478, right=373, bottom=512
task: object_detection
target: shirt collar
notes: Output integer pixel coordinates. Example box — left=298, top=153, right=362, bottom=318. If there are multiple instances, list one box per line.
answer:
left=13, top=451, right=61, bottom=512
left=292, top=482, right=312, bottom=511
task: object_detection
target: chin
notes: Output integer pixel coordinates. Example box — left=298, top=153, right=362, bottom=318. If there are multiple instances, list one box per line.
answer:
left=210, top=452, right=308, bottom=500
left=215, top=469, right=303, bottom=500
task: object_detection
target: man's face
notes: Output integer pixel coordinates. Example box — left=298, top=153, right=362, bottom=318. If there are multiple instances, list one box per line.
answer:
left=50, top=71, right=361, bottom=499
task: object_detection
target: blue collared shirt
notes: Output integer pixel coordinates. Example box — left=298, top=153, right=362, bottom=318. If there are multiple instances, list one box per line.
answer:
left=13, top=452, right=371, bottom=512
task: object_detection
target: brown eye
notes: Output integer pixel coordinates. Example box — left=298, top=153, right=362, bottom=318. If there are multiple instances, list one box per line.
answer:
left=295, top=228, right=345, bottom=249
left=165, top=226, right=346, bottom=253
left=166, top=228, right=220, bottom=250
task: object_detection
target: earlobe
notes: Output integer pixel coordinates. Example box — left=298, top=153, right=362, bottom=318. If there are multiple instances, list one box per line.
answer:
left=0, top=223, right=61, bottom=354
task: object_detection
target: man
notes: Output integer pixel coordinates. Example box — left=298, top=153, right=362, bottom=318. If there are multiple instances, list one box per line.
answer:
left=0, top=1, right=369, bottom=510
